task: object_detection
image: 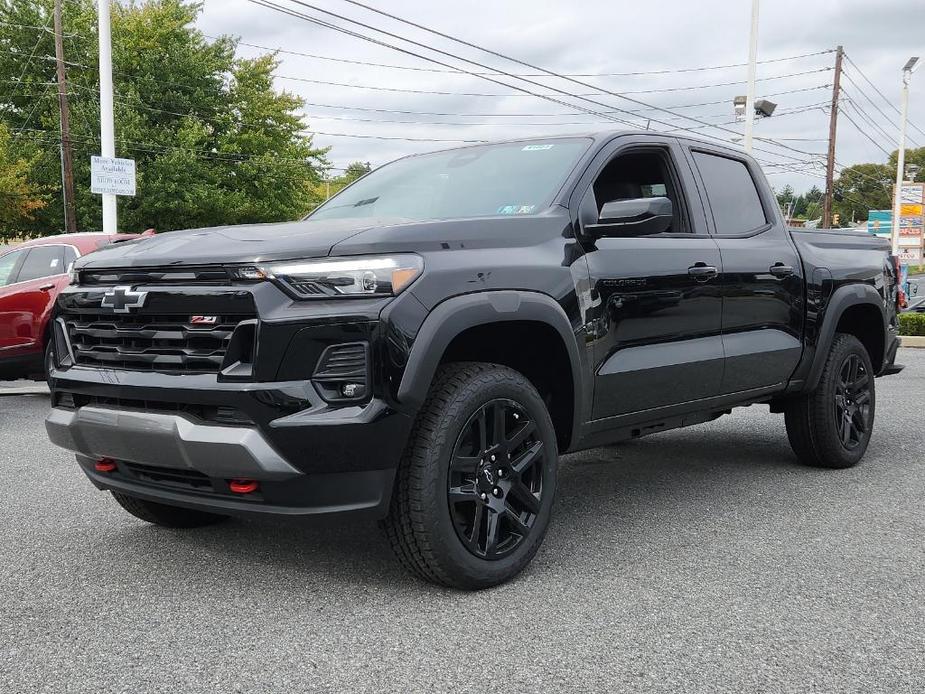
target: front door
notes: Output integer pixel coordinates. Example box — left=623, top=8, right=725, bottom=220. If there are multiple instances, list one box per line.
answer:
left=575, top=138, right=724, bottom=420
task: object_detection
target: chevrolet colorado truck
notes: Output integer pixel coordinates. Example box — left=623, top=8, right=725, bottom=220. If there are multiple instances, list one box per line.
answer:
left=45, top=132, right=903, bottom=589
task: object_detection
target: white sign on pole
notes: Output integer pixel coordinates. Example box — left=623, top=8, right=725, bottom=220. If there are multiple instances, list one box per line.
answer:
left=900, top=183, right=924, bottom=204
left=91, top=156, right=136, bottom=196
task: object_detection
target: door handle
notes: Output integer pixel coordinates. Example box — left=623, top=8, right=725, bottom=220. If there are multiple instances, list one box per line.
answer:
left=769, top=264, right=794, bottom=277
left=39, top=283, right=55, bottom=291
left=688, top=264, right=718, bottom=280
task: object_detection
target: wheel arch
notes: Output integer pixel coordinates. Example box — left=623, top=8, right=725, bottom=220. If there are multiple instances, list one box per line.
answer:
left=805, top=283, right=887, bottom=391
left=396, top=291, right=585, bottom=452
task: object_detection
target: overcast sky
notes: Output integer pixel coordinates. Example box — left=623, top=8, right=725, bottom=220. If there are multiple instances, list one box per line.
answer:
left=197, top=0, right=924, bottom=192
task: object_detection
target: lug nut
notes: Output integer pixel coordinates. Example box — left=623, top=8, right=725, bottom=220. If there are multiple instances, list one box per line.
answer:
left=480, top=492, right=488, bottom=501
left=492, top=487, right=502, bottom=497
left=490, top=455, right=496, bottom=462
left=497, top=469, right=505, bottom=478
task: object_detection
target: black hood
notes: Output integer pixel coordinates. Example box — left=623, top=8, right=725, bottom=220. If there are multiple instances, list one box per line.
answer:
left=75, top=217, right=410, bottom=269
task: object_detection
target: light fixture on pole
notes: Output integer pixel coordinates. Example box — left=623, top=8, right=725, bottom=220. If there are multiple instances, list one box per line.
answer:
left=891, top=56, right=920, bottom=257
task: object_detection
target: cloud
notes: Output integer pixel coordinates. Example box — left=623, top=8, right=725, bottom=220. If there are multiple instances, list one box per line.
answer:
left=197, top=0, right=925, bottom=191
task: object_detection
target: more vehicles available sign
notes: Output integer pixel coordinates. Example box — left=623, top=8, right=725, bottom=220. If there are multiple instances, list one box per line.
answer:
left=90, top=156, right=136, bottom=196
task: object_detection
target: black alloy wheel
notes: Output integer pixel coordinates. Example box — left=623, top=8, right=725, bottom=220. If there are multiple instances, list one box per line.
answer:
left=447, top=399, right=545, bottom=560
left=784, top=333, right=876, bottom=469
left=833, top=353, right=872, bottom=450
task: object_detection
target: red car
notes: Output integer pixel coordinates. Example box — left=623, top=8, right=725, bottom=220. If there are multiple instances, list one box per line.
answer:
left=0, top=232, right=146, bottom=380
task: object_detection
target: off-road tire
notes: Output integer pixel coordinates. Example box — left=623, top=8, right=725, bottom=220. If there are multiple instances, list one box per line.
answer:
left=382, top=362, right=558, bottom=590
left=111, top=491, right=230, bottom=528
left=785, top=333, right=875, bottom=469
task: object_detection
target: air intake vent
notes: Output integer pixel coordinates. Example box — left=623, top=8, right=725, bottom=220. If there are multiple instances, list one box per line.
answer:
left=312, top=342, right=369, bottom=403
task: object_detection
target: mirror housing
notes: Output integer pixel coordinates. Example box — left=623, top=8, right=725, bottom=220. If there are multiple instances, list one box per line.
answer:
left=587, top=196, right=673, bottom=238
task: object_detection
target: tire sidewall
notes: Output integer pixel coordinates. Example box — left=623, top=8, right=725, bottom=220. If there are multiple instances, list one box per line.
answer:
left=420, top=367, right=558, bottom=588
left=817, top=336, right=876, bottom=466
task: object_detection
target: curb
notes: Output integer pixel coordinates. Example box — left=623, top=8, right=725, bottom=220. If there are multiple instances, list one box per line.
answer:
left=0, top=385, right=49, bottom=396
left=900, top=336, right=925, bottom=348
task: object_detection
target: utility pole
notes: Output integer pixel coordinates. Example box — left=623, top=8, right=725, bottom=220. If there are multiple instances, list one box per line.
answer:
left=53, top=0, right=77, bottom=232
left=742, top=0, right=760, bottom=153
left=97, top=0, right=117, bottom=233
left=891, top=57, right=919, bottom=257
left=822, top=45, right=843, bottom=229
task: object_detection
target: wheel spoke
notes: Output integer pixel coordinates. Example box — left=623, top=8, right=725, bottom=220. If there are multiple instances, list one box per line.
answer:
left=468, top=504, right=485, bottom=551
left=847, top=356, right=859, bottom=385
left=852, top=373, right=869, bottom=391
left=508, top=480, right=541, bottom=514
left=491, top=402, right=506, bottom=446
left=851, top=409, right=868, bottom=435
left=506, top=419, right=536, bottom=451
left=451, top=454, right=481, bottom=473
left=854, top=391, right=870, bottom=406
left=449, top=484, right=478, bottom=504
left=840, top=411, right=852, bottom=445
left=476, top=407, right=488, bottom=452
left=484, top=508, right=501, bottom=555
left=503, top=504, right=531, bottom=536
left=511, top=440, right=543, bottom=475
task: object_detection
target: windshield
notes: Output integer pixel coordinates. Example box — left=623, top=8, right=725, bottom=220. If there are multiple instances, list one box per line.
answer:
left=309, top=138, right=591, bottom=222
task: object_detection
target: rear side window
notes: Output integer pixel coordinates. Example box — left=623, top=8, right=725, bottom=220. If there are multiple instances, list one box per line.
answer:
left=692, top=151, right=767, bottom=235
left=0, top=249, right=25, bottom=286
left=17, top=246, right=66, bottom=282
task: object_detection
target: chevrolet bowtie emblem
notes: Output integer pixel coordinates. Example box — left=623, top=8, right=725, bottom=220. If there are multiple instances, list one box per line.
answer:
left=100, top=286, right=148, bottom=313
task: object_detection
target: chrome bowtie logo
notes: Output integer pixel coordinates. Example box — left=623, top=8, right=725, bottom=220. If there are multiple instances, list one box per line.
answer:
left=100, top=285, right=148, bottom=313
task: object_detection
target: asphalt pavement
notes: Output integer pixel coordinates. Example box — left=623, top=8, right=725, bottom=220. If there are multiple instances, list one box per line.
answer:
left=2, top=350, right=924, bottom=693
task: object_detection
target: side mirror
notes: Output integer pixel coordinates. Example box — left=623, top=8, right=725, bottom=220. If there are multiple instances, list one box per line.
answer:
left=587, top=196, right=673, bottom=238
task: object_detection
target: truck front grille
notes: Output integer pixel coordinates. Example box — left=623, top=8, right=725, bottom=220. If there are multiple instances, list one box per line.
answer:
left=65, top=313, right=252, bottom=373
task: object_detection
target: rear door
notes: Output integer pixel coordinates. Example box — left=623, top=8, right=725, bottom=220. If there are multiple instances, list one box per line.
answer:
left=686, top=147, right=804, bottom=393
left=573, top=135, right=725, bottom=419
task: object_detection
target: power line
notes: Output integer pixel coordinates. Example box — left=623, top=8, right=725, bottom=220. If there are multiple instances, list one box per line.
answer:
left=247, top=0, right=818, bottom=166
left=840, top=91, right=900, bottom=150
left=223, top=35, right=834, bottom=77
left=272, top=66, right=831, bottom=98
left=841, top=70, right=920, bottom=148
left=839, top=107, right=892, bottom=157
left=843, top=53, right=925, bottom=139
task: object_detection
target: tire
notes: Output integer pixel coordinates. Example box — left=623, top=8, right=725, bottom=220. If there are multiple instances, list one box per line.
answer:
left=785, top=333, right=876, bottom=469
left=110, top=491, right=229, bottom=528
left=382, top=362, right=558, bottom=590
left=43, top=340, right=54, bottom=387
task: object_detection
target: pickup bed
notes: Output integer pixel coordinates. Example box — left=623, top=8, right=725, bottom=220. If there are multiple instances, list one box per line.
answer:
left=45, top=131, right=902, bottom=589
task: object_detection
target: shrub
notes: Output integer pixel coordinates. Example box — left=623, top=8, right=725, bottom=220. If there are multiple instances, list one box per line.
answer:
left=899, top=311, right=925, bottom=336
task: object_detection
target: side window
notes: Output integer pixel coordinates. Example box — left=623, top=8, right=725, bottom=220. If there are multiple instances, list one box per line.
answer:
left=63, top=246, right=78, bottom=269
left=17, top=246, right=66, bottom=283
left=0, top=250, right=25, bottom=286
left=692, top=151, right=767, bottom=235
left=590, top=148, right=688, bottom=233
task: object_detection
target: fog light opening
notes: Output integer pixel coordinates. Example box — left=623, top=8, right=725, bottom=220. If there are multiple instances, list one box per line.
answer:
left=95, top=458, right=117, bottom=473
left=229, top=479, right=260, bottom=494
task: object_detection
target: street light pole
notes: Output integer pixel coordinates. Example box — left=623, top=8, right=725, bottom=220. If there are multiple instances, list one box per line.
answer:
left=743, top=0, right=760, bottom=153
left=891, top=57, right=920, bottom=257
left=97, top=0, right=117, bottom=233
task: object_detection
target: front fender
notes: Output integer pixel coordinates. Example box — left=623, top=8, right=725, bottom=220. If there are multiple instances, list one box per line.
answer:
left=396, top=290, right=586, bottom=446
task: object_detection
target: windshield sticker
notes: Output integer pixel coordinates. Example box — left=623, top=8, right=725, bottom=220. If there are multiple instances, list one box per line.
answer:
left=497, top=204, right=536, bottom=215
left=522, top=144, right=555, bottom=151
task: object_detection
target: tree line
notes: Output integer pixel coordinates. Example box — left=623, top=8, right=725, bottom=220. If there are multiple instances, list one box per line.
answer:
left=0, top=0, right=372, bottom=240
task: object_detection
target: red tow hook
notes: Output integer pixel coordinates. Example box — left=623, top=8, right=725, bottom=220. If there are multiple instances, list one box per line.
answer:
left=94, top=458, right=117, bottom=473
left=229, top=479, right=260, bottom=494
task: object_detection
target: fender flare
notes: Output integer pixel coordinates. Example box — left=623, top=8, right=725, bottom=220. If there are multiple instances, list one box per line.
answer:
left=396, top=290, right=585, bottom=446
left=804, top=282, right=887, bottom=391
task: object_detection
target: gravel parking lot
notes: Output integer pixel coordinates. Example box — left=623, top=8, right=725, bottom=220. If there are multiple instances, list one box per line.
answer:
left=2, top=350, right=923, bottom=693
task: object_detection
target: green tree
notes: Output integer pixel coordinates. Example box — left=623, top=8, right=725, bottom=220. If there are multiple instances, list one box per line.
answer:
left=0, top=123, right=46, bottom=232
left=0, top=0, right=328, bottom=239
left=833, top=162, right=894, bottom=223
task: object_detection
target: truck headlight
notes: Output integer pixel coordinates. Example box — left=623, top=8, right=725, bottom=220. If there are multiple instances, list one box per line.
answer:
left=257, top=254, right=423, bottom=298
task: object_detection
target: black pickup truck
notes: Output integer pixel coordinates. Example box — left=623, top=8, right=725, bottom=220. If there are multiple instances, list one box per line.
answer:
left=45, top=132, right=902, bottom=589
